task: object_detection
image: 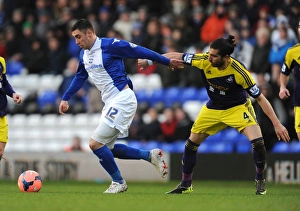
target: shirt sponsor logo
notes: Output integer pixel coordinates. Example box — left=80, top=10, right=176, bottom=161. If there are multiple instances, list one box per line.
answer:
left=86, top=64, right=103, bottom=71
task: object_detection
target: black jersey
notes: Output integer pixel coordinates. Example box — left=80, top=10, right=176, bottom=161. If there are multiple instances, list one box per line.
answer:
left=281, top=43, right=300, bottom=106
left=183, top=52, right=260, bottom=110
left=0, top=57, right=15, bottom=116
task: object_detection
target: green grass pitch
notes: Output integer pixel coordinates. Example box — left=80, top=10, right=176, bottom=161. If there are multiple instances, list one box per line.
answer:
left=1, top=180, right=299, bottom=211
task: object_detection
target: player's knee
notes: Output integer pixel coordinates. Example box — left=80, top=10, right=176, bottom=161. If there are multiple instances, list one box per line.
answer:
left=89, top=138, right=104, bottom=151
left=250, top=137, right=265, bottom=149
left=185, top=139, right=200, bottom=151
left=297, top=132, right=300, bottom=140
left=0, top=143, right=6, bottom=158
left=251, top=137, right=266, bottom=157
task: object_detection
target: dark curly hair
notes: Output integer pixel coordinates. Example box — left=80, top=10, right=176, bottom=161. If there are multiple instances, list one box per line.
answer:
left=210, top=35, right=236, bottom=57
left=71, top=19, right=95, bottom=33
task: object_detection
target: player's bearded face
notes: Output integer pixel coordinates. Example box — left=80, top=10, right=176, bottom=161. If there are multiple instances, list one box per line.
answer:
left=209, top=48, right=225, bottom=67
left=210, top=56, right=225, bottom=67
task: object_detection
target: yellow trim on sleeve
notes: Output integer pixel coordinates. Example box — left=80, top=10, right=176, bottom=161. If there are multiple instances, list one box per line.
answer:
left=0, top=56, right=6, bottom=74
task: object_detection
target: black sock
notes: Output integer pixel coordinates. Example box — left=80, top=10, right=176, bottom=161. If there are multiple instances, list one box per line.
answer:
left=181, top=139, right=199, bottom=187
left=251, top=137, right=266, bottom=180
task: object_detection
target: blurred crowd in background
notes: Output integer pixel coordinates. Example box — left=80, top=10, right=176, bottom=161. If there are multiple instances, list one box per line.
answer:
left=1, top=0, right=299, bottom=147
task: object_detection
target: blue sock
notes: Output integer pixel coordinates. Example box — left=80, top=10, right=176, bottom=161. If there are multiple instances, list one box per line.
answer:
left=112, top=144, right=150, bottom=161
left=93, top=146, right=123, bottom=183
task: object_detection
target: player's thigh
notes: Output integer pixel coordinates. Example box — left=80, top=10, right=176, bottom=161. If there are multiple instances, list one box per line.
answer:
left=223, top=99, right=258, bottom=133
left=92, top=120, right=120, bottom=149
left=102, top=89, right=137, bottom=136
left=189, top=132, right=209, bottom=145
left=294, top=107, right=300, bottom=133
left=0, top=116, right=8, bottom=143
left=191, top=105, right=226, bottom=135
left=0, top=142, right=6, bottom=156
left=241, top=124, right=263, bottom=141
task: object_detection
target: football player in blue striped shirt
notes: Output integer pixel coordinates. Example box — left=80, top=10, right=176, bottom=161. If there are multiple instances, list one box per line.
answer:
left=58, top=19, right=183, bottom=193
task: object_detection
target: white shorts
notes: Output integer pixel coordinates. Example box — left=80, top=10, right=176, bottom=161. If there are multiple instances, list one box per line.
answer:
left=91, top=88, right=137, bottom=148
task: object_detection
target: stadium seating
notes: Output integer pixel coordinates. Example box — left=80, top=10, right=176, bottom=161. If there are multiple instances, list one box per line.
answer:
left=159, top=142, right=176, bottom=152
left=127, top=140, right=142, bottom=149
left=182, top=100, right=204, bottom=121
left=134, top=89, right=149, bottom=105
left=39, top=74, right=63, bottom=91
left=37, top=90, right=59, bottom=112
left=205, top=131, right=224, bottom=143
left=147, top=88, right=165, bottom=107
left=197, top=142, right=209, bottom=153
left=180, top=87, right=199, bottom=104
left=5, top=74, right=295, bottom=154
left=289, top=141, right=300, bottom=153
left=23, top=74, right=40, bottom=90
left=198, top=87, right=209, bottom=102
left=7, top=112, right=295, bottom=154
left=130, top=74, right=147, bottom=90
left=163, top=87, right=182, bottom=107
left=146, top=74, right=162, bottom=91
left=130, top=73, right=162, bottom=91
left=7, top=74, right=211, bottom=116
left=236, top=139, right=251, bottom=154
left=6, top=61, right=25, bottom=75
left=171, top=140, right=186, bottom=153
left=208, top=142, right=234, bottom=153
left=272, top=142, right=290, bottom=153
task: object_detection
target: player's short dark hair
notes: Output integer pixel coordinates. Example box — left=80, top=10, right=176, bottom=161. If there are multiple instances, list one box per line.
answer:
left=71, top=19, right=95, bottom=33
left=210, top=35, right=236, bottom=57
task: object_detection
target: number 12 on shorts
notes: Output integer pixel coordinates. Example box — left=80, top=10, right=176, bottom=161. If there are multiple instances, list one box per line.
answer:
left=105, top=107, right=118, bottom=122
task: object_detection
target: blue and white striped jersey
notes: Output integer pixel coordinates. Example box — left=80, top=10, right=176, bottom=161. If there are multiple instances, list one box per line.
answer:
left=62, top=37, right=170, bottom=104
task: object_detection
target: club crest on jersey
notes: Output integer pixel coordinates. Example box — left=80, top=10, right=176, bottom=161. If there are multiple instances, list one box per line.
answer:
left=129, top=42, right=137, bottom=48
left=226, top=76, right=234, bottom=83
left=206, top=70, right=212, bottom=74
left=112, top=38, right=120, bottom=44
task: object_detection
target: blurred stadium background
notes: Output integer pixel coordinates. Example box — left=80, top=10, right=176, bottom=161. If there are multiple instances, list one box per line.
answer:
left=1, top=0, right=300, bottom=184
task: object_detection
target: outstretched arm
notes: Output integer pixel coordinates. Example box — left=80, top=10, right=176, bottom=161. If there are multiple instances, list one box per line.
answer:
left=109, top=39, right=184, bottom=69
left=256, top=94, right=290, bottom=142
left=163, top=52, right=184, bottom=60
left=138, top=52, right=184, bottom=70
left=279, top=73, right=290, bottom=100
